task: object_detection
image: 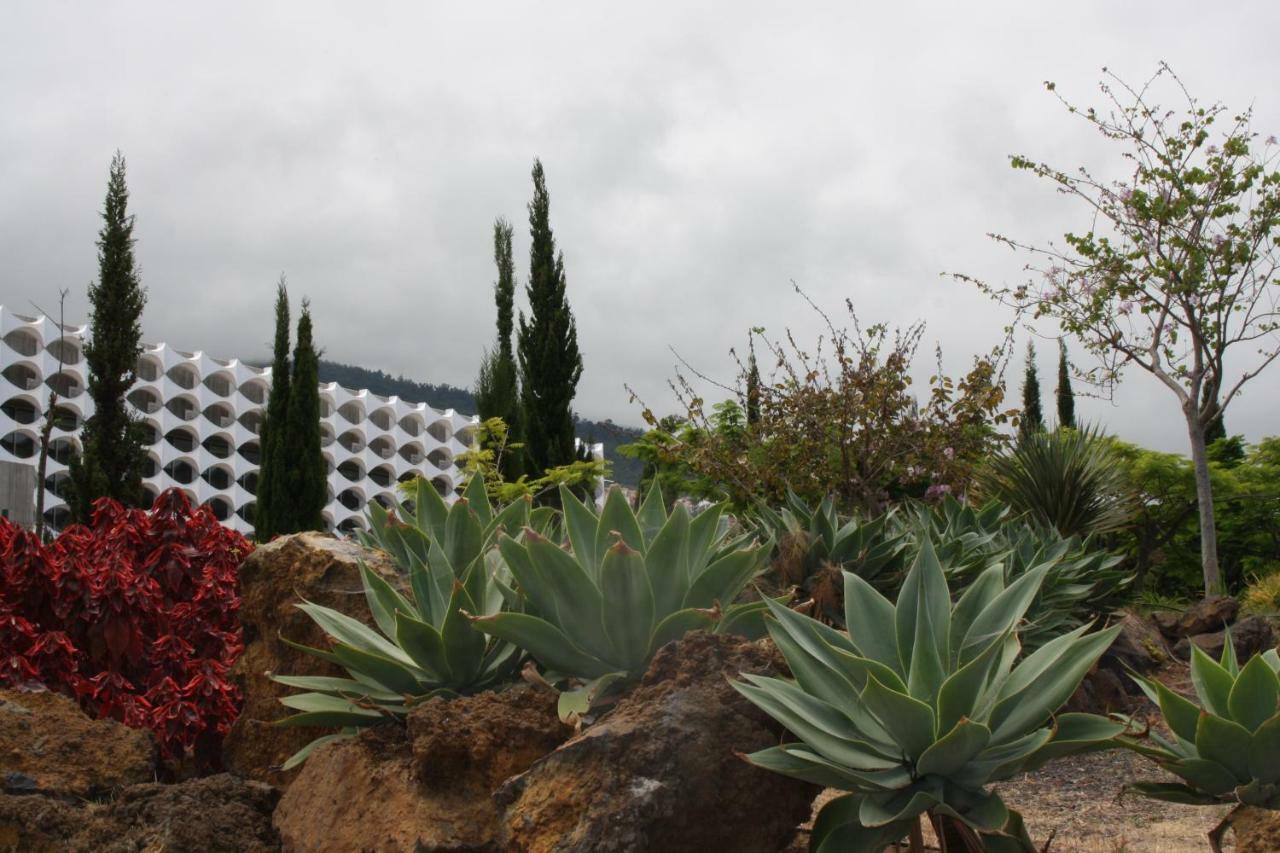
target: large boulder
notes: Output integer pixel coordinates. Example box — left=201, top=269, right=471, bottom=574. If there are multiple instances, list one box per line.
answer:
left=1173, top=615, right=1276, bottom=662
left=222, top=532, right=400, bottom=787
left=495, top=632, right=820, bottom=853
left=1155, top=595, right=1240, bottom=639
left=1232, top=806, right=1280, bottom=852
left=273, top=685, right=567, bottom=852
left=0, top=773, right=278, bottom=852
left=0, top=687, right=156, bottom=799
left=1064, top=613, right=1171, bottom=714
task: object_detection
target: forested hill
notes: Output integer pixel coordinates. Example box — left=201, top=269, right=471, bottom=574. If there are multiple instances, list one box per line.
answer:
left=315, top=359, right=645, bottom=486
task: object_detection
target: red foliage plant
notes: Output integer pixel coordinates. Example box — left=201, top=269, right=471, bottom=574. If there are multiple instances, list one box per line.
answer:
left=0, top=489, right=251, bottom=764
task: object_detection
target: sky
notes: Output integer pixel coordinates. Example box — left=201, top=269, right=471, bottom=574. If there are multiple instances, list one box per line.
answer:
left=2, top=2, right=1277, bottom=453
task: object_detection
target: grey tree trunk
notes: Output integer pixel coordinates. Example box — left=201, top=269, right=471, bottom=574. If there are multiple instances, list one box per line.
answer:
left=1186, top=409, right=1222, bottom=595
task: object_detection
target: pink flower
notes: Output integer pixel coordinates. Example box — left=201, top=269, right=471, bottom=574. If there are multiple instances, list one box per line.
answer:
left=1206, top=144, right=1220, bottom=155
left=1119, top=300, right=1134, bottom=315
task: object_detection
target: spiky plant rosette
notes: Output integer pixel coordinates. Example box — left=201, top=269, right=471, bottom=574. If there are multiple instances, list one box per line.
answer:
left=734, top=540, right=1124, bottom=852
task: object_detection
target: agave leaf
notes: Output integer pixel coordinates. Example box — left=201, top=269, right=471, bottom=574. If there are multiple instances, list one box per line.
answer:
left=297, top=601, right=419, bottom=668
left=644, top=502, right=692, bottom=617
left=280, top=732, right=356, bottom=771
left=1195, top=712, right=1253, bottom=782
left=461, top=474, right=493, bottom=528
left=470, top=611, right=616, bottom=680
left=843, top=573, right=902, bottom=676
left=331, top=642, right=425, bottom=695
left=489, top=494, right=531, bottom=539
left=859, top=783, right=942, bottom=827
left=526, top=534, right=611, bottom=656
left=600, top=541, right=656, bottom=671
left=359, top=561, right=414, bottom=640
left=685, top=503, right=725, bottom=575
left=443, top=499, right=484, bottom=577
left=895, top=539, right=950, bottom=688
left=1263, top=649, right=1280, bottom=675
left=276, top=692, right=389, bottom=727
left=557, top=671, right=628, bottom=721
left=933, top=784, right=1010, bottom=833
left=279, top=633, right=347, bottom=669
left=859, top=673, right=936, bottom=761
left=1168, top=757, right=1239, bottom=796
left=935, top=632, right=1008, bottom=735
left=393, top=609, right=452, bottom=682
left=683, top=545, right=765, bottom=610
left=994, top=624, right=1091, bottom=703
left=267, top=674, right=402, bottom=703
left=715, top=599, right=775, bottom=640
left=647, top=607, right=718, bottom=657
left=1127, top=781, right=1223, bottom=805
left=439, top=581, right=486, bottom=684
left=498, top=533, right=560, bottom=622
left=954, top=729, right=1053, bottom=787
left=414, top=475, right=450, bottom=538
left=1228, top=655, right=1280, bottom=733
left=595, top=487, right=644, bottom=560
left=743, top=745, right=897, bottom=790
left=917, top=719, right=992, bottom=778
left=1140, top=676, right=1202, bottom=744
left=977, top=806, right=1038, bottom=853
left=1021, top=713, right=1127, bottom=770
left=1251, top=715, right=1280, bottom=784
left=1219, top=627, right=1239, bottom=677
left=635, top=483, right=668, bottom=545
left=1190, top=644, right=1235, bottom=718
left=948, top=564, right=1006, bottom=668
left=734, top=676, right=892, bottom=767
left=810, top=795, right=911, bottom=853
left=560, top=486, right=601, bottom=578
left=958, top=565, right=1049, bottom=665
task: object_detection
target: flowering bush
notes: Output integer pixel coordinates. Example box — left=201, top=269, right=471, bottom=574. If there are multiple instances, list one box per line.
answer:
left=0, top=490, right=250, bottom=764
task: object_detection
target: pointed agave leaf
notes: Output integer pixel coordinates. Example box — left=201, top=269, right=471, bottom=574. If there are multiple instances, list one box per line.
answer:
left=443, top=498, right=483, bottom=576
left=685, top=503, right=725, bottom=574
left=461, top=474, right=493, bottom=528
left=595, top=487, right=644, bottom=560
left=599, top=541, right=656, bottom=671
left=1190, top=644, right=1236, bottom=718
left=331, top=642, right=424, bottom=695
left=268, top=674, right=402, bottom=703
left=955, top=729, right=1053, bottom=787
left=276, top=692, right=388, bottom=728
left=860, top=674, right=937, bottom=761
left=414, top=475, right=450, bottom=538
left=1021, top=713, right=1128, bottom=770
left=635, top=483, right=668, bottom=545
left=743, top=746, right=901, bottom=790
left=917, top=719, right=992, bottom=777
left=936, top=634, right=1008, bottom=735
left=1168, top=757, right=1240, bottom=796
left=683, top=545, right=765, bottom=610
left=1219, top=627, right=1239, bottom=676
left=470, top=612, right=617, bottom=680
left=297, top=601, right=418, bottom=668
left=359, top=561, right=414, bottom=640
left=843, top=573, right=902, bottom=676
left=932, top=785, right=1010, bottom=834
left=1249, top=715, right=1280, bottom=784
left=1263, top=649, right=1280, bottom=675
left=948, top=565, right=1005, bottom=667
left=1228, top=655, right=1280, bottom=733
left=560, top=485, right=601, bottom=576
left=715, top=599, right=775, bottom=640
left=280, top=732, right=356, bottom=771
left=810, top=795, right=912, bottom=853
left=958, top=565, right=1050, bottom=665
left=995, top=624, right=1092, bottom=702
left=895, top=539, right=951, bottom=698
left=1125, top=782, right=1224, bottom=805
left=525, top=535, right=611, bottom=657
left=394, top=609, right=452, bottom=683
left=647, top=607, right=717, bottom=657
left=859, top=785, right=942, bottom=827
left=1195, top=712, right=1253, bottom=783
left=489, top=494, right=531, bottom=539
left=440, top=581, right=486, bottom=684
left=644, top=503, right=692, bottom=617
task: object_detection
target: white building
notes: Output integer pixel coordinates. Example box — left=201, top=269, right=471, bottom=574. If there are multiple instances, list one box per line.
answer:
left=0, top=306, right=476, bottom=536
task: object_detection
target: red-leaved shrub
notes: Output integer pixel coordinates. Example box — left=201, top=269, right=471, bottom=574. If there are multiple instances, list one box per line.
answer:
left=0, top=489, right=251, bottom=764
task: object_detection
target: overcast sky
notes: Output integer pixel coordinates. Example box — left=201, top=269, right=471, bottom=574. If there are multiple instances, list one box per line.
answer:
left=3, top=2, right=1277, bottom=453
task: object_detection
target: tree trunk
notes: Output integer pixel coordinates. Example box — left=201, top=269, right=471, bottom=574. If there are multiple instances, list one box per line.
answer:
left=1186, top=411, right=1222, bottom=595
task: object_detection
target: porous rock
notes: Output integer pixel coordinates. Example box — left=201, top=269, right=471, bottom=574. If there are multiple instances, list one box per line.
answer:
left=1232, top=805, right=1280, bottom=853
left=0, top=773, right=278, bottom=852
left=222, top=531, right=400, bottom=787
left=495, top=631, right=820, bottom=853
left=1173, top=614, right=1275, bottom=662
left=273, top=686, right=566, bottom=852
left=0, top=687, right=156, bottom=799
left=1170, top=595, right=1240, bottom=638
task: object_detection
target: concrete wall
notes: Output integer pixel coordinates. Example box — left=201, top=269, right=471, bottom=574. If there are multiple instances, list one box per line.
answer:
left=0, top=460, right=36, bottom=528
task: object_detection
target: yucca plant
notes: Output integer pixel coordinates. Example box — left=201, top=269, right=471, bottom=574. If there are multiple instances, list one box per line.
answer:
left=735, top=541, right=1124, bottom=852
left=1120, top=640, right=1280, bottom=851
left=270, top=476, right=525, bottom=767
left=973, top=424, right=1136, bottom=539
left=472, top=484, right=773, bottom=715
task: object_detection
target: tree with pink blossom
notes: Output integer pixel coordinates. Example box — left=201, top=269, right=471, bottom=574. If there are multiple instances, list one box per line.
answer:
left=956, top=64, right=1280, bottom=595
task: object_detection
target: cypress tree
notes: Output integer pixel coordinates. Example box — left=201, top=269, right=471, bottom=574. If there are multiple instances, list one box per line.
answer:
left=254, top=278, right=291, bottom=541
left=1018, top=340, right=1044, bottom=438
left=745, top=351, right=762, bottom=426
left=474, top=218, right=523, bottom=479
left=517, top=160, right=583, bottom=482
left=281, top=302, right=327, bottom=532
left=68, top=152, right=149, bottom=523
left=1056, top=339, right=1077, bottom=429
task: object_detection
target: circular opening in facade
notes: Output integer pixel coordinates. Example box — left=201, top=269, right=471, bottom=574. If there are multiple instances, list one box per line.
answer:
left=237, top=471, right=259, bottom=494
left=237, top=440, right=261, bottom=465
left=398, top=442, right=424, bottom=465
left=165, top=395, right=199, bottom=421
left=1, top=397, right=40, bottom=425
left=398, top=414, right=423, bottom=436
left=236, top=502, right=256, bottom=525
left=431, top=475, right=452, bottom=497
left=337, top=459, right=364, bottom=482
left=337, top=430, right=365, bottom=453
left=336, top=516, right=367, bottom=535
left=2, top=363, right=40, bottom=391
left=202, top=403, right=234, bottom=428
left=139, top=421, right=160, bottom=446
left=238, top=410, right=263, bottom=435
left=369, top=435, right=395, bottom=459
left=369, top=407, right=394, bottom=431
left=46, top=338, right=81, bottom=365
left=206, top=496, right=232, bottom=522
left=166, top=364, right=198, bottom=390
left=369, top=464, right=394, bottom=488
left=426, top=419, right=452, bottom=443
left=427, top=447, right=452, bottom=470
left=3, top=329, right=40, bottom=357
left=320, top=422, right=335, bottom=447
left=337, top=487, right=366, bottom=511
left=202, top=434, right=234, bottom=459
left=337, top=401, right=364, bottom=425
left=201, top=464, right=234, bottom=490
left=127, top=387, right=162, bottom=414
left=0, top=430, right=37, bottom=458
left=142, top=451, right=160, bottom=477
left=238, top=380, right=267, bottom=405
left=202, top=371, right=234, bottom=397
left=42, top=505, right=71, bottom=533
left=136, top=355, right=162, bottom=382
left=49, top=436, right=81, bottom=466
left=164, top=427, right=198, bottom=453
left=162, top=459, right=197, bottom=485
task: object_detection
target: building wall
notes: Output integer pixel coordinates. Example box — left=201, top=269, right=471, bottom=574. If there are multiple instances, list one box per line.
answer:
left=0, top=306, right=476, bottom=536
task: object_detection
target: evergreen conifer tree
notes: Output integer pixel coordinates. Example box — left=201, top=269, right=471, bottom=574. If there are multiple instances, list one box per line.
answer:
left=1056, top=340, right=1077, bottom=430
left=68, top=152, right=149, bottom=523
left=474, top=217, right=523, bottom=479
left=517, top=160, right=583, bottom=484
left=281, top=302, right=327, bottom=532
left=745, top=351, right=762, bottom=426
left=1018, top=340, right=1044, bottom=438
left=254, top=278, right=291, bottom=541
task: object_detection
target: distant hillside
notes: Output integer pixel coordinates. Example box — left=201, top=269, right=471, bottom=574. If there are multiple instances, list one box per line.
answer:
left=316, top=359, right=645, bottom=487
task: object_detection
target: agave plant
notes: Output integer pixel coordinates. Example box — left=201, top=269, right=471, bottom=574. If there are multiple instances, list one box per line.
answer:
left=973, top=424, right=1136, bottom=539
left=1120, top=640, right=1280, bottom=851
left=735, top=541, right=1124, bottom=852
left=471, top=484, right=772, bottom=714
left=270, top=476, right=525, bottom=767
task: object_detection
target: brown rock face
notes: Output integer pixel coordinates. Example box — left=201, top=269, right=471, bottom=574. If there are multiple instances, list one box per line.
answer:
left=222, top=532, right=401, bottom=787
left=273, top=686, right=567, bottom=852
left=0, top=687, right=156, bottom=799
left=1105, top=612, right=1173, bottom=673
left=1232, top=805, right=1280, bottom=853
left=1174, top=615, right=1276, bottom=662
left=495, top=632, right=820, bottom=853
left=1172, top=595, right=1240, bottom=638
left=0, top=773, right=278, bottom=852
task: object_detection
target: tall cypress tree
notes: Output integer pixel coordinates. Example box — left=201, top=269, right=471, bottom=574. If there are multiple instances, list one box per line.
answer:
left=474, top=217, right=523, bottom=479
left=517, top=160, right=583, bottom=482
left=745, top=351, right=762, bottom=426
left=254, top=278, right=291, bottom=541
left=1056, top=339, right=1077, bottom=430
left=68, top=152, right=149, bottom=523
left=1018, top=340, right=1044, bottom=439
left=281, top=301, right=326, bottom=532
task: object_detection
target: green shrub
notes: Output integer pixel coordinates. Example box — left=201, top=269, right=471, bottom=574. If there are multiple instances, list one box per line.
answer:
left=736, top=541, right=1123, bottom=851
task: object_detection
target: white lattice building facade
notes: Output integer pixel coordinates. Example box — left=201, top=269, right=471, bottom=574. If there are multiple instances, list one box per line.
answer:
left=0, top=306, right=477, bottom=536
